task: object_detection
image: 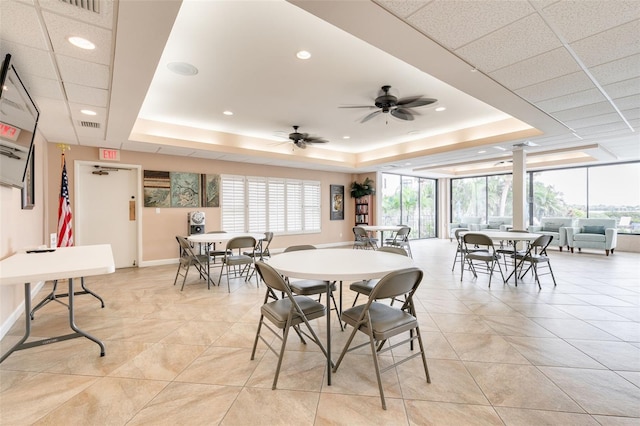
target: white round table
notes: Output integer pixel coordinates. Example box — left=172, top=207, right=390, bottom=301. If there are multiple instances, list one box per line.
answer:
left=267, top=248, right=416, bottom=385
left=187, top=232, right=266, bottom=244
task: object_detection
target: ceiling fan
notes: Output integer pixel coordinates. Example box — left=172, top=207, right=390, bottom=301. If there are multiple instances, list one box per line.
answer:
left=341, top=85, right=437, bottom=123
left=288, top=125, right=328, bottom=149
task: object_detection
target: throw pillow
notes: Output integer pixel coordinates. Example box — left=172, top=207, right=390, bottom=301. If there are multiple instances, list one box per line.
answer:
left=583, top=225, right=606, bottom=234
left=543, top=226, right=559, bottom=233
left=488, top=221, right=503, bottom=229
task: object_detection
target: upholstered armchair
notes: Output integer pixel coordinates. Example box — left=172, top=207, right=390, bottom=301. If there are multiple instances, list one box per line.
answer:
left=448, top=216, right=482, bottom=241
left=529, top=217, right=575, bottom=251
left=566, top=218, right=617, bottom=256
left=474, top=216, right=513, bottom=232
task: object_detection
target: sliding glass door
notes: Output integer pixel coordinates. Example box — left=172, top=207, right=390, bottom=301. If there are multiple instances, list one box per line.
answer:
left=381, top=173, right=437, bottom=239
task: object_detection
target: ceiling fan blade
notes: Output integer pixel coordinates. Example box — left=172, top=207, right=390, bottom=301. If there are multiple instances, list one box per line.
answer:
left=339, top=105, right=377, bottom=109
left=397, top=97, right=437, bottom=108
left=305, top=136, right=328, bottom=144
left=361, top=110, right=382, bottom=123
left=390, top=108, right=415, bottom=121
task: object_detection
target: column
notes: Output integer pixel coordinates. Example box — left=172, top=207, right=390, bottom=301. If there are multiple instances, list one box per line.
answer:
left=512, top=148, right=526, bottom=230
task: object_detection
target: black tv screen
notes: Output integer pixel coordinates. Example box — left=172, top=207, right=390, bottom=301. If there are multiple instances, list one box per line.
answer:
left=0, top=53, right=39, bottom=189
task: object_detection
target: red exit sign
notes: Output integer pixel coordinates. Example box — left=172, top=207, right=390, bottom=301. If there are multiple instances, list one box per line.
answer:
left=0, top=121, right=20, bottom=142
left=99, top=148, right=120, bottom=161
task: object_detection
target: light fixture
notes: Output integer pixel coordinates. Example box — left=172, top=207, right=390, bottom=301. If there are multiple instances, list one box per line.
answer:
left=167, top=62, right=198, bottom=76
left=342, top=136, right=350, bottom=139
left=68, top=36, right=95, bottom=50
left=435, top=107, right=446, bottom=112
left=223, top=111, right=233, bottom=116
left=470, top=67, right=478, bottom=72
left=493, top=146, right=507, bottom=151
left=478, top=150, right=486, bottom=154
left=296, top=50, right=311, bottom=60
left=81, top=109, right=97, bottom=116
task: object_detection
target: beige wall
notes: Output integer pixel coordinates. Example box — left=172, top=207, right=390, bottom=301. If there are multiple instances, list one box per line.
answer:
left=45, top=144, right=366, bottom=263
left=1, top=133, right=48, bottom=332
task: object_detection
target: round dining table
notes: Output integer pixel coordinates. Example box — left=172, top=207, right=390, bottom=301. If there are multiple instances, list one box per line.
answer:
left=267, top=248, right=415, bottom=385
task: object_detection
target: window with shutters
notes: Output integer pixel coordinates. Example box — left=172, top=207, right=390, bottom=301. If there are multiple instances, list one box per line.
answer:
left=221, top=175, right=320, bottom=234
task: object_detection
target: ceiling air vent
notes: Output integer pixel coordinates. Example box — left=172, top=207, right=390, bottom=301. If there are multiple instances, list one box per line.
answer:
left=79, top=121, right=101, bottom=129
left=59, top=0, right=100, bottom=14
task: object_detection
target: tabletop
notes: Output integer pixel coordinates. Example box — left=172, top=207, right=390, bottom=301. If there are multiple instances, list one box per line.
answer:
left=187, top=232, right=266, bottom=244
left=464, top=230, right=541, bottom=241
left=0, top=244, right=115, bottom=286
left=267, top=248, right=415, bottom=281
left=358, top=225, right=404, bottom=233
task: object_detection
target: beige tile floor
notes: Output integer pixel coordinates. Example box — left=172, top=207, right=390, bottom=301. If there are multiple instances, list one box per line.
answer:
left=1, top=239, right=639, bottom=425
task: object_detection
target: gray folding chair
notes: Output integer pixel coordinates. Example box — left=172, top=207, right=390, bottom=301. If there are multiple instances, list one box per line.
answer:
left=350, top=245, right=409, bottom=307
left=461, top=233, right=505, bottom=287
left=251, top=261, right=329, bottom=390
left=515, top=234, right=557, bottom=289
left=333, top=267, right=430, bottom=410
left=174, top=236, right=214, bottom=290
left=386, top=226, right=412, bottom=257
left=353, top=226, right=377, bottom=250
left=218, top=236, right=258, bottom=292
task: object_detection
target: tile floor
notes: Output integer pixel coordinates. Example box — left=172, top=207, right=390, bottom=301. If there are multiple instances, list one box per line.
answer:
left=1, top=239, right=639, bottom=425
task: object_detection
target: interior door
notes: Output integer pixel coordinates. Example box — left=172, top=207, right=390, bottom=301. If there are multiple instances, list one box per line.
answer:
left=75, top=162, right=139, bottom=268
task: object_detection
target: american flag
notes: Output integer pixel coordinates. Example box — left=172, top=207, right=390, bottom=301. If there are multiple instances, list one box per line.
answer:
left=57, top=154, right=73, bottom=247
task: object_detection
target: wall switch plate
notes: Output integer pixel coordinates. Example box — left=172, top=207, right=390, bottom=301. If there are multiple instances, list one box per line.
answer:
left=50, top=233, right=57, bottom=248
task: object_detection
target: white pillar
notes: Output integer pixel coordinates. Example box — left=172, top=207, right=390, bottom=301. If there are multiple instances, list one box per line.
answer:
left=512, top=148, right=526, bottom=230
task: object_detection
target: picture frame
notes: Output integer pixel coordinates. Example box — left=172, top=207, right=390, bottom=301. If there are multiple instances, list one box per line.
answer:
left=330, top=184, right=344, bottom=220
left=21, top=146, right=34, bottom=209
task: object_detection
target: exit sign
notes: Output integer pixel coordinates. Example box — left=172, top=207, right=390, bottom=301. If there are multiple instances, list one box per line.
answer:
left=99, top=148, right=120, bottom=161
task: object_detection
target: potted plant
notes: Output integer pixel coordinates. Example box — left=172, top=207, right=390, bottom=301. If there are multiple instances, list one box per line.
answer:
left=350, top=177, right=375, bottom=198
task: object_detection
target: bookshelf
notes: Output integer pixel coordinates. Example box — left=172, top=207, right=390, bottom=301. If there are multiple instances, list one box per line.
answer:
left=355, top=195, right=371, bottom=225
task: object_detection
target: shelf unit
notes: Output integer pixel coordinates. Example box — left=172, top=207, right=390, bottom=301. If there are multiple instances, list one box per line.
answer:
left=355, top=195, right=371, bottom=225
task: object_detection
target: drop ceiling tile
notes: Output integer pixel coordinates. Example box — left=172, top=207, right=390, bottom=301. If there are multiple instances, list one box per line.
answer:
left=515, top=71, right=593, bottom=102
left=57, top=55, right=109, bottom=89
left=614, top=93, right=640, bottom=110
left=540, top=0, right=640, bottom=43
left=69, top=103, right=106, bottom=121
left=405, top=0, right=534, bottom=49
left=590, top=54, right=640, bottom=85
left=26, top=75, right=64, bottom=101
left=43, top=11, right=112, bottom=65
left=0, top=40, right=58, bottom=81
left=64, top=83, right=109, bottom=107
left=603, top=77, right=640, bottom=99
left=38, top=0, right=115, bottom=29
left=0, top=1, right=49, bottom=50
left=565, top=112, right=629, bottom=130
left=570, top=19, right=640, bottom=67
left=455, top=13, right=563, bottom=72
left=489, top=47, right=581, bottom=90
left=33, top=97, right=78, bottom=143
left=374, top=1, right=427, bottom=19
left=552, top=100, right=617, bottom=122
left=577, top=120, right=634, bottom=136
left=536, top=88, right=607, bottom=113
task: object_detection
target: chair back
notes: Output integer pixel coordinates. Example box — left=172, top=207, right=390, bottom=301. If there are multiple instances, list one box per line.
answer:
left=463, top=232, right=494, bottom=248
left=369, top=267, right=423, bottom=302
left=454, top=228, right=469, bottom=242
left=176, top=236, right=196, bottom=256
left=284, top=244, right=316, bottom=252
left=377, top=246, right=408, bottom=256
left=394, top=226, right=411, bottom=241
left=353, top=226, right=368, bottom=239
left=531, top=234, right=553, bottom=252
left=254, top=261, right=290, bottom=295
left=227, top=236, right=257, bottom=252
left=263, top=231, right=274, bottom=244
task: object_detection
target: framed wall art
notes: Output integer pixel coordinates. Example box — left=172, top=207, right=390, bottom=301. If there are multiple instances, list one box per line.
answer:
left=330, top=184, right=344, bottom=220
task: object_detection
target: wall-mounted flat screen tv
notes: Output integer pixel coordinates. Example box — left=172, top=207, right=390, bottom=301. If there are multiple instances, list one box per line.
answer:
left=0, top=53, right=39, bottom=189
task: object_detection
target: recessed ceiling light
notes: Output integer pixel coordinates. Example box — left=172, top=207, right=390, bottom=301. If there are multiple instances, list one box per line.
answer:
left=478, top=150, right=486, bottom=154
left=81, top=109, right=97, bottom=116
left=435, top=107, right=446, bottom=112
left=342, top=136, right=350, bottom=139
left=470, top=67, right=478, bottom=72
left=68, top=36, right=95, bottom=50
left=494, top=146, right=507, bottom=151
left=296, top=50, right=311, bottom=60
left=167, top=62, right=198, bottom=76
left=223, top=111, right=233, bottom=116
left=407, top=130, right=421, bottom=135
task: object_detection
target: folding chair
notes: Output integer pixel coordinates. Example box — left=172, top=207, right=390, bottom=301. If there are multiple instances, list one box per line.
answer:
left=251, top=261, right=330, bottom=390
left=461, top=233, right=505, bottom=287
left=174, top=236, right=215, bottom=290
left=333, top=267, right=430, bottom=410
left=515, top=234, right=557, bottom=289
